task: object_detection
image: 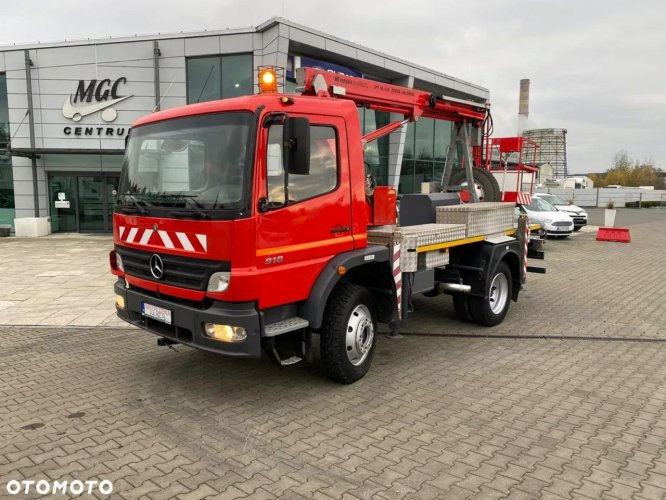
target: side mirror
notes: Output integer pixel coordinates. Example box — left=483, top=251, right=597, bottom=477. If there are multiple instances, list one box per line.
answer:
left=124, top=128, right=132, bottom=150
left=283, top=117, right=310, bottom=175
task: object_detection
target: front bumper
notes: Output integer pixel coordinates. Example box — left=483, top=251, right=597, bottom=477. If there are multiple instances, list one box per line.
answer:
left=544, top=223, right=573, bottom=236
left=114, top=279, right=261, bottom=358
left=571, top=216, right=587, bottom=227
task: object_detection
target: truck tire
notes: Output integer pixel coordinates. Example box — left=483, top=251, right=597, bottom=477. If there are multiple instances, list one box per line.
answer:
left=449, top=168, right=501, bottom=202
left=320, top=284, right=377, bottom=384
left=453, top=294, right=474, bottom=323
left=470, top=261, right=512, bottom=326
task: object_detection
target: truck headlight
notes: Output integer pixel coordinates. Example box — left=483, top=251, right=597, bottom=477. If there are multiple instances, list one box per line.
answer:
left=110, top=250, right=124, bottom=272
left=115, top=294, right=126, bottom=309
left=207, top=271, right=230, bottom=292
left=203, top=323, right=247, bottom=342
left=116, top=253, right=124, bottom=272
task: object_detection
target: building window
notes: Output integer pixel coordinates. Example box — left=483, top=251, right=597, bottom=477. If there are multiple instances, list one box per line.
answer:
left=359, top=108, right=390, bottom=186
left=400, top=117, right=453, bottom=194
left=186, top=54, right=253, bottom=104
left=0, top=73, right=14, bottom=229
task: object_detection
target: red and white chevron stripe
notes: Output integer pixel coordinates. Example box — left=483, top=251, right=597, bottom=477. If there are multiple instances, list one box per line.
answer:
left=523, top=221, right=529, bottom=279
left=517, top=192, right=532, bottom=205
left=393, top=240, right=402, bottom=320
left=118, top=226, right=207, bottom=253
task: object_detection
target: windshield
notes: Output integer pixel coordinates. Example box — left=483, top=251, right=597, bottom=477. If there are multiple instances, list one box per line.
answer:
left=118, top=112, right=252, bottom=213
left=540, top=194, right=569, bottom=205
left=525, top=197, right=557, bottom=212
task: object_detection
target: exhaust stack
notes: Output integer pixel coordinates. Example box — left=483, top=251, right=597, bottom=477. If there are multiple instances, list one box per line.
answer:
left=518, top=79, right=530, bottom=134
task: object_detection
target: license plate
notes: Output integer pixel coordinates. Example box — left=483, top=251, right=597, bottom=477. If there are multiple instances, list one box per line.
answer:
left=142, top=303, right=172, bottom=325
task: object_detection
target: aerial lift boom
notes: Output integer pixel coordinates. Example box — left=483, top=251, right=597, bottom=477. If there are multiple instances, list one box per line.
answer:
left=297, top=68, right=490, bottom=201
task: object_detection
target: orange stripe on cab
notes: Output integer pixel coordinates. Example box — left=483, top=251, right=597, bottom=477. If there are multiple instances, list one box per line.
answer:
left=257, top=235, right=356, bottom=257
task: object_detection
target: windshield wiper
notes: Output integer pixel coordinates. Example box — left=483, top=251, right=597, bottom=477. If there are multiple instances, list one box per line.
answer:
left=117, top=193, right=149, bottom=215
left=156, top=193, right=211, bottom=220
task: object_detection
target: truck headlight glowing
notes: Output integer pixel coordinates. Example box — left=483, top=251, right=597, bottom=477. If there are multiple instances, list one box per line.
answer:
left=207, top=271, right=230, bottom=292
left=203, top=323, right=247, bottom=342
left=115, top=294, right=126, bottom=310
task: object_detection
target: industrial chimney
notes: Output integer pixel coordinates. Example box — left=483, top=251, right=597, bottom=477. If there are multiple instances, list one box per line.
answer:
left=518, top=78, right=530, bottom=134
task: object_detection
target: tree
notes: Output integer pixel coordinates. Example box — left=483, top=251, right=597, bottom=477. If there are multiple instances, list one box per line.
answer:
left=589, top=150, right=664, bottom=189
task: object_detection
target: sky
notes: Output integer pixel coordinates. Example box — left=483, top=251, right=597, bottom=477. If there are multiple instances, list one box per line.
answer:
left=1, top=0, right=665, bottom=174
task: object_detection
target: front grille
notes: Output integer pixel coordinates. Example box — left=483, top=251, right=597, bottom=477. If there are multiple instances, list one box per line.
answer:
left=116, top=245, right=230, bottom=291
left=572, top=217, right=586, bottom=223
left=552, top=221, right=573, bottom=227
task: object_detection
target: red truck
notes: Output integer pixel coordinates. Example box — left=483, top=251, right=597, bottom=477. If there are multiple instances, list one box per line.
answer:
left=110, top=68, right=537, bottom=383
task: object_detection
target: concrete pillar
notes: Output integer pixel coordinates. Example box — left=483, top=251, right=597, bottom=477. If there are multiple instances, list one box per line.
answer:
left=256, top=25, right=289, bottom=93
left=12, top=156, right=47, bottom=219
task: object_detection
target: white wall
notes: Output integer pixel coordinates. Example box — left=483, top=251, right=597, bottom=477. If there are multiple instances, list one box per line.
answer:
left=537, top=188, right=666, bottom=207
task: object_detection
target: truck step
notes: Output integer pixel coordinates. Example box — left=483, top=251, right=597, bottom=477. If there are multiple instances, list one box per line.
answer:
left=265, top=317, right=309, bottom=337
left=279, top=356, right=303, bottom=366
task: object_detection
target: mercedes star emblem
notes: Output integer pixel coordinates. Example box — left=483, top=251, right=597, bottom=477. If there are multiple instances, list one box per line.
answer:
left=149, top=254, right=164, bottom=279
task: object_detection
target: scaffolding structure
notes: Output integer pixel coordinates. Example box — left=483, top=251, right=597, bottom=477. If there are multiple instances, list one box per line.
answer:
left=522, top=128, right=568, bottom=179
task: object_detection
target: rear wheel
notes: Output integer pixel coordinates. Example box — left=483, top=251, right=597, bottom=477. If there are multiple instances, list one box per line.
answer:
left=449, top=169, right=501, bottom=202
left=453, top=294, right=474, bottom=323
left=320, top=284, right=377, bottom=384
left=470, top=261, right=513, bottom=326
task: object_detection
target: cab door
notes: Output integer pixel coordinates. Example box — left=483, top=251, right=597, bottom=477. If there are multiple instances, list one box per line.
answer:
left=256, top=114, right=352, bottom=309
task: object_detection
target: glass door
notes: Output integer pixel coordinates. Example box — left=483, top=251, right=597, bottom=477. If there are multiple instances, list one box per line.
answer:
left=49, top=173, right=119, bottom=232
left=49, top=175, right=78, bottom=232
left=77, top=176, right=105, bottom=232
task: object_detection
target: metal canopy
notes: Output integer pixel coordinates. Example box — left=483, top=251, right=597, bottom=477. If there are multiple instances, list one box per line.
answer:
left=9, top=148, right=124, bottom=158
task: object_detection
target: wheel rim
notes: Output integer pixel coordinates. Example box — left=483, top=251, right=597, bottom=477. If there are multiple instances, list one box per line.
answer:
left=458, top=180, right=485, bottom=202
left=488, top=272, right=509, bottom=314
left=345, top=304, right=374, bottom=366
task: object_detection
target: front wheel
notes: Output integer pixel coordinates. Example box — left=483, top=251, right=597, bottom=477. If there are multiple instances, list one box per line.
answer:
left=470, top=261, right=513, bottom=326
left=320, top=284, right=377, bottom=384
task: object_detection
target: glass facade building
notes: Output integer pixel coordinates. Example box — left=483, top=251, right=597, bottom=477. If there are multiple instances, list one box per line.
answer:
left=0, top=18, right=487, bottom=233
left=186, top=54, right=253, bottom=104
left=400, top=118, right=453, bottom=194
left=0, top=73, right=13, bottom=229
left=358, top=108, right=390, bottom=186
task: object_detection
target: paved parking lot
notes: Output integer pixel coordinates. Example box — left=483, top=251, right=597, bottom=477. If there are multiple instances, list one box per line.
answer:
left=408, top=207, right=666, bottom=340
left=2, top=208, right=666, bottom=498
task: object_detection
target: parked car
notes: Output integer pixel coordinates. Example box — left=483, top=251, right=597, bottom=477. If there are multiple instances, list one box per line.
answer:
left=513, top=206, right=545, bottom=240
left=518, top=197, right=574, bottom=238
left=533, top=193, right=587, bottom=231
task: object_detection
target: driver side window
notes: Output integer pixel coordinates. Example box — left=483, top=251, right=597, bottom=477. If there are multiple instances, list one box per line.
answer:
left=266, top=125, right=286, bottom=205
left=266, top=125, right=338, bottom=206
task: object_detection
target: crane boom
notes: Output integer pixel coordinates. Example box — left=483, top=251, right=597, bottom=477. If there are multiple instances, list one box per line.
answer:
left=297, top=67, right=488, bottom=125
left=296, top=67, right=489, bottom=203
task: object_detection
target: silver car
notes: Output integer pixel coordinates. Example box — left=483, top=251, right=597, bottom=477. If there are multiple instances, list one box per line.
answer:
left=533, top=193, right=588, bottom=231
left=519, top=197, right=574, bottom=238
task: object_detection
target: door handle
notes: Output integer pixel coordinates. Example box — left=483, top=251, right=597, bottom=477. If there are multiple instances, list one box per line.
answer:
left=330, top=225, right=351, bottom=234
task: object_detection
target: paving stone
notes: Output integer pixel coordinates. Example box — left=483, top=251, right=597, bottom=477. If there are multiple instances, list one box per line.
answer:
left=3, top=215, right=666, bottom=498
